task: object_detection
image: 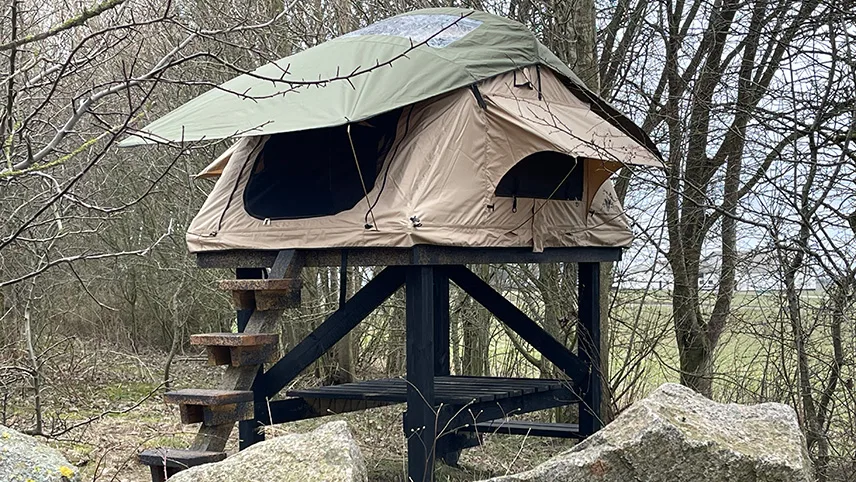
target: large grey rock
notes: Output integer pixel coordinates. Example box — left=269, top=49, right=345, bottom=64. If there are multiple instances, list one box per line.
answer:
left=481, top=383, right=813, bottom=482
left=169, top=421, right=366, bottom=482
left=0, top=425, right=78, bottom=481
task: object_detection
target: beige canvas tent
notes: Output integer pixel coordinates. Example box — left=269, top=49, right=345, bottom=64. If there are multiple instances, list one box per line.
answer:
left=124, top=9, right=662, bottom=253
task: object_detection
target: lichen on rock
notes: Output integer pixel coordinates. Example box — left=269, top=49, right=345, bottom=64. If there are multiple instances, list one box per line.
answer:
left=168, top=421, right=367, bottom=482
left=0, top=425, right=78, bottom=482
left=480, top=383, right=813, bottom=482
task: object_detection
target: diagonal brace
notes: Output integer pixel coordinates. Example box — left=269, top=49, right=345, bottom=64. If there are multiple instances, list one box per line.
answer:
left=443, top=265, right=588, bottom=385
left=259, top=266, right=406, bottom=398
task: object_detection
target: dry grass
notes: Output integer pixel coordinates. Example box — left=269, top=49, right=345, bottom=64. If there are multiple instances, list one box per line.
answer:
left=2, top=342, right=573, bottom=482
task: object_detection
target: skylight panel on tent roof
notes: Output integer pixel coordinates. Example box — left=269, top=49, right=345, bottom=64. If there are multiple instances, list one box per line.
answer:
left=342, top=14, right=483, bottom=48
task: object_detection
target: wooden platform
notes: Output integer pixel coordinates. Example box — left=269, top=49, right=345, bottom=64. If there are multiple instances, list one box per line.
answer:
left=183, top=251, right=606, bottom=482
left=287, top=376, right=570, bottom=405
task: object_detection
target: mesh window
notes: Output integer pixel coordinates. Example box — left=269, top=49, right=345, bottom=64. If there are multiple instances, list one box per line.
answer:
left=341, top=14, right=482, bottom=48
left=495, top=152, right=584, bottom=201
left=243, top=109, right=401, bottom=220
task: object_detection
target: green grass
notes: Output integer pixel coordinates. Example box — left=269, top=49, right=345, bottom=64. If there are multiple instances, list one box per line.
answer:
left=103, top=381, right=160, bottom=403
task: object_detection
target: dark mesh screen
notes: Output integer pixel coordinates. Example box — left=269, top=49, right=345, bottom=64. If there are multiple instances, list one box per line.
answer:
left=244, top=109, right=401, bottom=220
left=495, top=151, right=584, bottom=200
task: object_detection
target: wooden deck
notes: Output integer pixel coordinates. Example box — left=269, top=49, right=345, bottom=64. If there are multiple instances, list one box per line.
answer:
left=286, top=376, right=570, bottom=405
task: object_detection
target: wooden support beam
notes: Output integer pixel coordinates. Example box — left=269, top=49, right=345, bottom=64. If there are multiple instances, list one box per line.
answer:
left=455, top=420, right=583, bottom=439
left=197, top=247, right=623, bottom=269
left=235, top=267, right=266, bottom=450
left=431, top=272, right=472, bottom=466
left=270, top=249, right=304, bottom=278
left=260, top=266, right=406, bottom=398
left=261, top=397, right=396, bottom=424
left=405, top=265, right=436, bottom=482
left=434, top=273, right=450, bottom=377
left=578, top=262, right=602, bottom=436
left=442, top=265, right=588, bottom=385
left=436, top=385, right=579, bottom=431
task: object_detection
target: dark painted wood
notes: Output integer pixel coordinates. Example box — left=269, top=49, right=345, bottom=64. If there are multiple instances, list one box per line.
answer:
left=436, top=385, right=581, bottom=431
left=262, top=397, right=395, bottom=424
left=578, top=262, right=602, bottom=436
left=434, top=273, right=450, bottom=376
left=270, top=249, right=304, bottom=278
left=148, top=465, right=173, bottom=482
left=260, top=266, right=406, bottom=398
left=197, top=246, right=623, bottom=269
left=139, top=448, right=227, bottom=468
left=443, top=265, right=588, bottom=384
left=235, top=268, right=263, bottom=331
left=236, top=268, right=266, bottom=449
left=406, top=266, right=436, bottom=482
left=456, top=420, right=583, bottom=438
left=285, top=376, right=564, bottom=405
left=435, top=432, right=481, bottom=466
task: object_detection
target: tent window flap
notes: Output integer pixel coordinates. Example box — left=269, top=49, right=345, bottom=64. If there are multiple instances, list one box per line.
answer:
left=495, top=151, right=583, bottom=201
left=244, top=109, right=402, bottom=220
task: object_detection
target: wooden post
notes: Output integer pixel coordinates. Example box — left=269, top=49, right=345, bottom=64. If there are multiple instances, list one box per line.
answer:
left=434, top=273, right=450, bottom=377
left=406, top=266, right=436, bottom=482
left=236, top=267, right=265, bottom=450
left=433, top=271, right=470, bottom=466
left=578, top=262, right=602, bottom=436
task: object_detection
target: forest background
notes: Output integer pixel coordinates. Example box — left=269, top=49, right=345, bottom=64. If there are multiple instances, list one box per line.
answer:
left=0, top=0, right=854, bottom=480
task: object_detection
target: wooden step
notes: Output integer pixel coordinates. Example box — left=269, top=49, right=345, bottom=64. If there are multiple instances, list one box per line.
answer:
left=190, top=333, right=279, bottom=367
left=457, top=420, right=583, bottom=438
left=218, top=278, right=301, bottom=310
left=164, top=389, right=254, bottom=426
left=140, top=448, right=226, bottom=482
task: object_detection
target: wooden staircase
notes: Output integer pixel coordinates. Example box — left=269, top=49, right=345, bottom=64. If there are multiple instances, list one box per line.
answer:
left=140, top=250, right=302, bottom=481
left=139, top=448, right=227, bottom=482
left=165, top=389, right=255, bottom=426
left=190, top=333, right=279, bottom=367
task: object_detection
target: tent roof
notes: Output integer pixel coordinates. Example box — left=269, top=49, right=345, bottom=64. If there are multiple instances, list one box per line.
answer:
left=119, top=8, right=660, bottom=159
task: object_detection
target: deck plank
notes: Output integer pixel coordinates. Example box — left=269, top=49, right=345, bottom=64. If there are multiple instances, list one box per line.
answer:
left=286, top=376, right=568, bottom=405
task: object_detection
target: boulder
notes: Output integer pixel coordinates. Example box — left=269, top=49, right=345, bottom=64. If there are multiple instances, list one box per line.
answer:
left=169, top=421, right=366, bottom=482
left=0, top=425, right=78, bottom=481
left=481, top=383, right=813, bottom=482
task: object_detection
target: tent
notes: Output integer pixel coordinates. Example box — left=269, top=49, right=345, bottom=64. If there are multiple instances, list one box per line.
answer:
left=122, top=8, right=662, bottom=253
